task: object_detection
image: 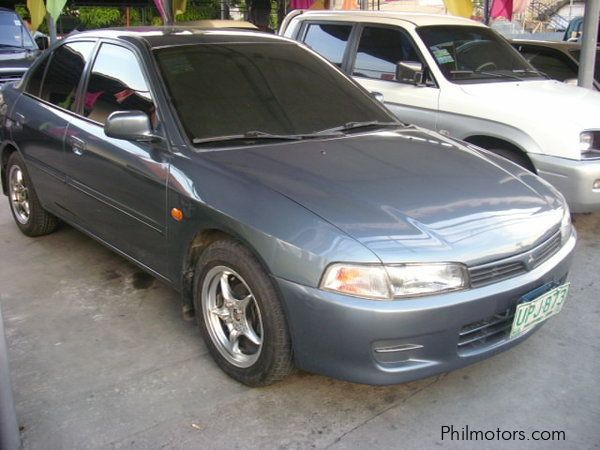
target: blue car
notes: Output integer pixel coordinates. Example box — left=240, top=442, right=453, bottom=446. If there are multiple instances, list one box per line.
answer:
left=0, top=27, right=575, bottom=386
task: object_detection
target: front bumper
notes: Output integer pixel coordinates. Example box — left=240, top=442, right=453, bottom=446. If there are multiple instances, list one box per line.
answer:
left=275, top=233, right=576, bottom=385
left=530, top=153, right=600, bottom=213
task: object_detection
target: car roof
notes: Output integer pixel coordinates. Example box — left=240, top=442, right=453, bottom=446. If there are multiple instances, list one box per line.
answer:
left=288, top=10, right=486, bottom=28
left=63, top=26, right=291, bottom=48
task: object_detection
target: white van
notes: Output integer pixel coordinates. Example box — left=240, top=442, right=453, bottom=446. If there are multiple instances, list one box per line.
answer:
left=280, top=11, right=600, bottom=213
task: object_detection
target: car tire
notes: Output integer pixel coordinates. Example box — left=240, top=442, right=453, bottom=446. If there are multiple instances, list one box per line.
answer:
left=193, top=239, right=293, bottom=386
left=489, top=148, right=535, bottom=172
left=6, top=152, right=58, bottom=237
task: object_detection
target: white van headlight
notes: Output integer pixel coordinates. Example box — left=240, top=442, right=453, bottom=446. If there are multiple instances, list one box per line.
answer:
left=580, top=131, right=600, bottom=159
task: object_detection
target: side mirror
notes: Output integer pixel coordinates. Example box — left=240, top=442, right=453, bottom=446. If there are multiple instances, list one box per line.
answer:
left=34, top=35, right=50, bottom=50
left=396, top=61, right=424, bottom=86
left=104, top=111, right=162, bottom=142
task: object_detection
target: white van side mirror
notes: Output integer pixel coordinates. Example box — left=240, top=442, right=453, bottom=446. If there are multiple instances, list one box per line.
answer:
left=396, top=61, right=424, bottom=86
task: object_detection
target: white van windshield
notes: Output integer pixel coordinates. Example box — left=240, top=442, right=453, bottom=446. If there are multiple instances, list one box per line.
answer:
left=417, top=25, right=544, bottom=83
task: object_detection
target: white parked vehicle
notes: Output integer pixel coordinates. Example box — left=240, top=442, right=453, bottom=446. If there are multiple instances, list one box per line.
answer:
left=279, top=11, right=600, bottom=213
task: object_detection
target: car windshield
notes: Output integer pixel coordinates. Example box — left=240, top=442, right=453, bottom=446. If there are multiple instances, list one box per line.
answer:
left=417, top=25, right=542, bottom=83
left=153, top=42, right=395, bottom=144
left=0, top=11, right=36, bottom=50
left=569, top=49, right=600, bottom=81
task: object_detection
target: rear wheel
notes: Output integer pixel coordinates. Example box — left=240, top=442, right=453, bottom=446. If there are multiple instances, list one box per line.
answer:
left=194, top=239, right=293, bottom=386
left=6, top=152, right=58, bottom=236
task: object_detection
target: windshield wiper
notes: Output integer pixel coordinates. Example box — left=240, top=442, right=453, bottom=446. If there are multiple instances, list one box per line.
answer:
left=450, top=69, right=524, bottom=81
left=512, top=68, right=549, bottom=79
left=315, top=120, right=400, bottom=135
left=192, top=130, right=340, bottom=146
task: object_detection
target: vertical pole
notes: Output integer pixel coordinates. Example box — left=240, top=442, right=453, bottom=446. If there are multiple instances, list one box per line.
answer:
left=161, top=0, right=175, bottom=25
left=578, top=0, right=600, bottom=89
left=484, top=0, right=491, bottom=25
left=221, top=0, right=226, bottom=19
left=0, top=306, right=20, bottom=450
left=46, top=12, right=57, bottom=44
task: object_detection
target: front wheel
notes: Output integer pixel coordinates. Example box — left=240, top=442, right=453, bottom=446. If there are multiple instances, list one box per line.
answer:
left=6, top=152, right=58, bottom=236
left=193, top=239, right=293, bottom=386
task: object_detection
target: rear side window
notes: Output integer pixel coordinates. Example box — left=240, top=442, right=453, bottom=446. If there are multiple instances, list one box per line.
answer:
left=40, top=41, right=95, bottom=111
left=353, top=26, right=421, bottom=80
left=303, top=23, right=352, bottom=68
left=83, top=43, right=155, bottom=125
left=24, top=54, right=50, bottom=97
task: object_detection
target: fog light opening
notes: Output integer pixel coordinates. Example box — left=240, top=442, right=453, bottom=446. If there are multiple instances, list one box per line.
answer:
left=593, top=179, right=600, bottom=191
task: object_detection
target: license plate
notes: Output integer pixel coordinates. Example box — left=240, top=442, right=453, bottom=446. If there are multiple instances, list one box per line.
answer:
left=510, top=283, right=570, bottom=338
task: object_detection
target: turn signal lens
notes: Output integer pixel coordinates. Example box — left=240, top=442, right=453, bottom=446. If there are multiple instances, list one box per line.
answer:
left=171, top=207, right=184, bottom=221
left=321, top=264, right=391, bottom=300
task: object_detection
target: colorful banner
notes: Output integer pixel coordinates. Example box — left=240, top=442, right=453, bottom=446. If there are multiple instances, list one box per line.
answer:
left=46, top=0, right=67, bottom=21
left=491, top=0, right=513, bottom=20
left=26, top=0, right=46, bottom=31
left=443, top=0, right=474, bottom=18
left=512, top=0, right=530, bottom=15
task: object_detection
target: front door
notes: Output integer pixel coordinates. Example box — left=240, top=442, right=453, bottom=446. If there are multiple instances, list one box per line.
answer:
left=63, top=42, right=169, bottom=275
left=350, top=25, right=440, bottom=130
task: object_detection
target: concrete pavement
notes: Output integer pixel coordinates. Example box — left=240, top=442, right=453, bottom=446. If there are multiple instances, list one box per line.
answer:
left=1, top=200, right=599, bottom=449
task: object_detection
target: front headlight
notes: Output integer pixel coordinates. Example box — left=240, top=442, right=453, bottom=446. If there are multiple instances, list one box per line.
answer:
left=580, top=131, right=600, bottom=159
left=560, top=203, right=572, bottom=244
left=320, top=262, right=469, bottom=300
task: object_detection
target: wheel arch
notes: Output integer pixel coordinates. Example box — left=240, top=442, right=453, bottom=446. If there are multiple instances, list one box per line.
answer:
left=1, top=142, right=20, bottom=196
left=180, top=226, right=279, bottom=318
left=462, top=135, right=537, bottom=173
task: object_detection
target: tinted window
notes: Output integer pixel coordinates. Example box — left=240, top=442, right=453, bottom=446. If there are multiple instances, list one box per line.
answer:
left=353, top=27, right=420, bottom=80
left=303, top=23, right=352, bottom=67
left=40, top=42, right=95, bottom=110
left=518, top=46, right=577, bottom=81
left=25, top=54, right=50, bottom=97
left=417, top=26, right=539, bottom=83
left=154, top=43, right=392, bottom=143
left=83, top=43, right=154, bottom=125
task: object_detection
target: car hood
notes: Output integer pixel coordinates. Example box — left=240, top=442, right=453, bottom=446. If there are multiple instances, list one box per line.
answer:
left=201, top=128, right=563, bottom=265
left=458, top=79, right=600, bottom=130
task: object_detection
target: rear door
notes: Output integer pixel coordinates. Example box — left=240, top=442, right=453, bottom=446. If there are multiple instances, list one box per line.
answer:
left=8, top=41, right=95, bottom=218
left=63, top=41, right=169, bottom=275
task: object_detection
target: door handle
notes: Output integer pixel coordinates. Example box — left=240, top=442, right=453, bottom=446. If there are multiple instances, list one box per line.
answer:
left=12, top=112, right=25, bottom=129
left=67, top=135, right=86, bottom=155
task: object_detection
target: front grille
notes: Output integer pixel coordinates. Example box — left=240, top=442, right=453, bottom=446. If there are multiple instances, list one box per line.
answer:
left=0, top=73, right=24, bottom=84
left=531, top=232, right=562, bottom=267
left=468, top=231, right=562, bottom=288
left=469, top=261, right=526, bottom=287
left=0, top=76, right=22, bottom=84
left=458, top=308, right=515, bottom=354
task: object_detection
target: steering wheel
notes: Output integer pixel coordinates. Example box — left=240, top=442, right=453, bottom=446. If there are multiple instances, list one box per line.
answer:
left=476, top=62, right=497, bottom=72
